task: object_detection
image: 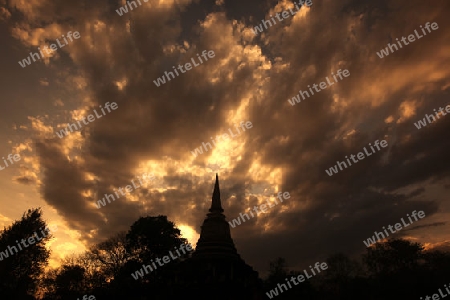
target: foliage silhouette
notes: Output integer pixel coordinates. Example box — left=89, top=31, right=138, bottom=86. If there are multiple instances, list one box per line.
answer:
left=0, top=208, right=51, bottom=299
left=2, top=208, right=450, bottom=300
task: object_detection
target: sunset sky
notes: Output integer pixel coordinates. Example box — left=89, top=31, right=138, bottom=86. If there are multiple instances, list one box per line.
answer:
left=0, top=0, right=449, bottom=274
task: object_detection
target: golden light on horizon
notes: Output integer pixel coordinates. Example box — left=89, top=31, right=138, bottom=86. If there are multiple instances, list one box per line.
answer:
left=178, top=224, right=200, bottom=246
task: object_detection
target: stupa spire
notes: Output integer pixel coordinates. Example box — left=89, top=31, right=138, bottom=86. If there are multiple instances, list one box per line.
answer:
left=193, top=174, right=240, bottom=259
left=210, top=173, right=224, bottom=213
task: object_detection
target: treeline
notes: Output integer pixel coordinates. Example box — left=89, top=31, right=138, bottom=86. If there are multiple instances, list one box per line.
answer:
left=1, top=208, right=449, bottom=299
left=264, top=239, right=450, bottom=299
left=0, top=208, right=189, bottom=299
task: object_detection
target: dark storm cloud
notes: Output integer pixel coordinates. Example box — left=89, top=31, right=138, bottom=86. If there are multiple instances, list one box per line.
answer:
left=223, top=0, right=450, bottom=271
left=3, top=0, right=450, bottom=273
left=404, top=222, right=447, bottom=232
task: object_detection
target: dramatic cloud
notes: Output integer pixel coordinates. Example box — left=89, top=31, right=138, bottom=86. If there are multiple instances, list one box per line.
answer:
left=0, top=0, right=449, bottom=273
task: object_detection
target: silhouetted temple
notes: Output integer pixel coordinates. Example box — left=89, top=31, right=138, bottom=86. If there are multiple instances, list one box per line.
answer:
left=193, top=174, right=244, bottom=260
left=172, top=175, right=264, bottom=299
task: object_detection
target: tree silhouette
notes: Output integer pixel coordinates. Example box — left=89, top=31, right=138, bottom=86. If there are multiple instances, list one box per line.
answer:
left=52, top=265, right=87, bottom=299
left=318, top=253, right=366, bottom=299
left=89, top=231, right=129, bottom=280
left=125, top=215, right=187, bottom=263
left=111, top=215, right=188, bottom=298
left=363, top=238, right=423, bottom=276
left=266, top=257, right=289, bottom=286
left=0, top=208, right=51, bottom=299
left=363, top=238, right=426, bottom=299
